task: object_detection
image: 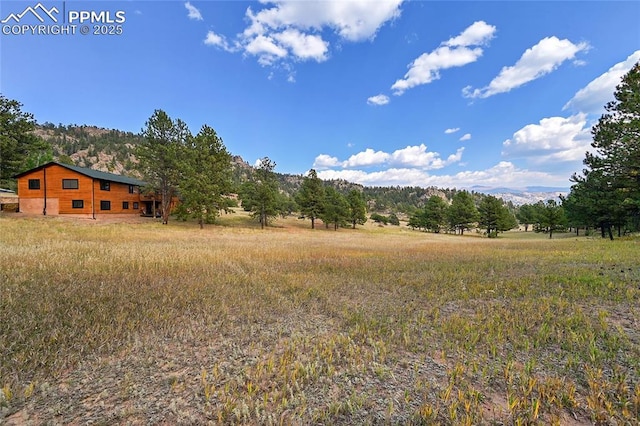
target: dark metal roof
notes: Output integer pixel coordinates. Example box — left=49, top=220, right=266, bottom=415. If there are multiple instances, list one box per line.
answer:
left=14, top=162, right=147, bottom=186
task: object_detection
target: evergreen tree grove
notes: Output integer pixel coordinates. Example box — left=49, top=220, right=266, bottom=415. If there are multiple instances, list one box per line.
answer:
left=564, top=62, right=640, bottom=238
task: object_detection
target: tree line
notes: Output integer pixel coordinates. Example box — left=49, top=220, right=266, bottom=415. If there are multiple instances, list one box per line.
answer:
left=2, top=59, right=638, bottom=237
left=407, top=192, right=517, bottom=237
left=137, top=110, right=369, bottom=230
left=237, top=166, right=368, bottom=230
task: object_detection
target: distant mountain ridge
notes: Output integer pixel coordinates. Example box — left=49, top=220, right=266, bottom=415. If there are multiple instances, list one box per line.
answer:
left=469, top=185, right=569, bottom=206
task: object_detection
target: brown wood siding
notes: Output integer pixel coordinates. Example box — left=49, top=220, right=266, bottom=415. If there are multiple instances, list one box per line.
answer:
left=93, top=180, right=140, bottom=214
left=51, top=166, right=94, bottom=215
left=17, top=169, right=45, bottom=199
left=17, top=164, right=142, bottom=216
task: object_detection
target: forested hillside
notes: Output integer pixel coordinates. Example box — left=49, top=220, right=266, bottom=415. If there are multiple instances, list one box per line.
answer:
left=35, top=123, right=143, bottom=175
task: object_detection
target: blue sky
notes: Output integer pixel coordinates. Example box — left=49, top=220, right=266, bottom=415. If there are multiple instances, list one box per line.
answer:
left=1, top=1, right=639, bottom=189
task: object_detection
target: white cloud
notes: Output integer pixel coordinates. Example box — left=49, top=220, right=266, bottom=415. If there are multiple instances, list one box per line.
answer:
left=391, top=21, right=496, bottom=95
left=343, top=148, right=390, bottom=168
left=563, top=50, right=640, bottom=115
left=313, top=114, right=590, bottom=188
left=244, top=0, right=403, bottom=42
left=390, top=144, right=438, bottom=168
left=317, top=161, right=566, bottom=188
left=315, top=145, right=464, bottom=171
left=502, top=113, right=592, bottom=163
left=324, top=0, right=403, bottom=41
left=185, top=2, right=203, bottom=21
left=314, top=137, right=573, bottom=187
left=232, top=0, right=402, bottom=67
left=204, top=31, right=235, bottom=52
left=446, top=148, right=465, bottom=163
left=459, top=133, right=471, bottom=141
left=389, top=145, right=464, bottom=169
left=245, top=34, right=289, bottom=66
left=445, top=20, right=497, bottom=47
left=313, top=154, right=341, bottom=169
left=273, top=29, right=329, bottom=62
left=444, top=127, right=460, bottom=134
left=443, top=161, right=564, bottom=187
left=318, top=168, right=430, bottom=187
left=463, top=36, right=590, bottom=99
left=367, top=94, right=390, bottom=106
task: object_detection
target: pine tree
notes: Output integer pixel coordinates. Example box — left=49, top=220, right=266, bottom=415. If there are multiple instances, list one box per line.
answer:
left=536, top=200, right=567, bottom=239
left=240, top=157, right=280, bottom=229
left=346, top=189, right=367, bottom=229
left=515, top=204, right=537, bottom=232
left=478, top=195, right=512, bottom=237
left=296, top=169, right=325, bottom=229
left=447, top=190, right=478, bottom=235
left=423, top=195, right=448, bottom=233
left=137, top=110, right=190, bottom=224
left=321, top=187, right=349, bottom=230
left=0, top=95, right=49, bottom=189
left=178, top=125, right=232, bottom=229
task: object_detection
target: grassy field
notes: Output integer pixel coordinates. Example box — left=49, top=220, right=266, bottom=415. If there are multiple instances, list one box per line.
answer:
left=1, top=213, right=639, bottom=424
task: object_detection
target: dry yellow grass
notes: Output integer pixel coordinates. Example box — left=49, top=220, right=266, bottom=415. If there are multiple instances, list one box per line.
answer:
left=0, top=213, right=638, bottom=424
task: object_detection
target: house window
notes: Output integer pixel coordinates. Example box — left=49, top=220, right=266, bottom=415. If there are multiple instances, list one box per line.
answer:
left=28, top=179, right=40, bottom=189
left=62, top=179, right=79, bottom=189
left=72, top=200, right=84, bottom=209
left=123, top=201, right=129, bottom=210
left=128, top=185, right=135, bottom=194
left=100, top=180, right=110, bottom=191
left=133, top=202, right=139, bottom=210
left=100, top=201, right=111, bottom=211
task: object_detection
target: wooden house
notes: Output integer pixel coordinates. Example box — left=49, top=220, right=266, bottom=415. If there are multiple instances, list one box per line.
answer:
left=13, top=162, right=156, bottom=218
